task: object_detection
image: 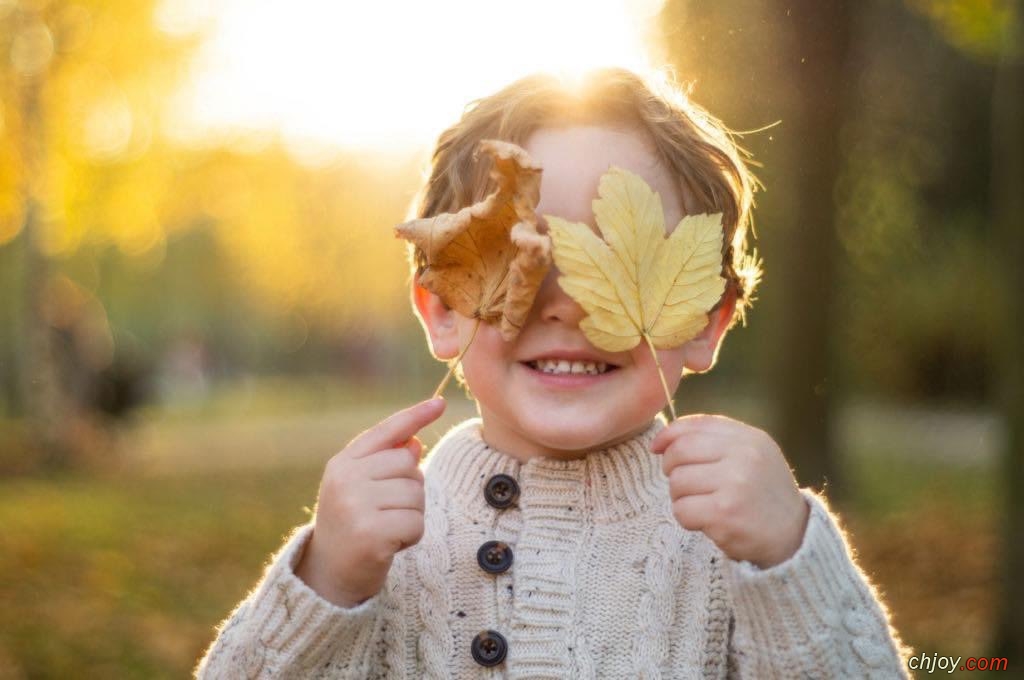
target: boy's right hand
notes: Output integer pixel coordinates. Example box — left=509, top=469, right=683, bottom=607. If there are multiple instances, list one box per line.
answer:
left=294, top=397, right=446, bottom=608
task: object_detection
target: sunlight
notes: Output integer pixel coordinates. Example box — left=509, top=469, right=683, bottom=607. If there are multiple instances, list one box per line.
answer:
left=164, top=0, right=666, bottom=155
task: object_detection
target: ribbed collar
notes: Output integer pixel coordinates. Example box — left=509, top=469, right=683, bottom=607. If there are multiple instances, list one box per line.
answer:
left=424, top=415, right=671, bottom=523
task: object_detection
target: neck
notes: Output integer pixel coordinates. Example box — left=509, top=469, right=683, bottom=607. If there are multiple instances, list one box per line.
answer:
left=425, top=415, right=671, bottom=523
left=475, top=407, right=665, bottom=464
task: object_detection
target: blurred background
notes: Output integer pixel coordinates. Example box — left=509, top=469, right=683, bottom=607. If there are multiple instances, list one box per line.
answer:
left=1, top=0, right=1021, bottom=676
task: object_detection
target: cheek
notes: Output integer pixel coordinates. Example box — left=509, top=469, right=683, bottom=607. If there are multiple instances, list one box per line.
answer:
left=631, top=345, right=687, bottom=392
left=661, top=349, right=687, bottom=376
left=458, top=320, right=514, bottom=373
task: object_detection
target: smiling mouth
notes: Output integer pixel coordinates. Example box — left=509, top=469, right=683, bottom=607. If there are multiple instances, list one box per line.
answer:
left=522, top=359, right=620, bottom=376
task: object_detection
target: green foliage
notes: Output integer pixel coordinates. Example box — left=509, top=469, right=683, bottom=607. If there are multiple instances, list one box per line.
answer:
left=0, top=0, right=427, bottom=427
left=906, top=0, right=1017, bottom=61
left=660, top=0, right=1004, bottom=405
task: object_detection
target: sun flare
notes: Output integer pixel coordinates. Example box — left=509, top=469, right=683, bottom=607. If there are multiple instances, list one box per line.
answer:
left=165, top=0, right=667, bottom=154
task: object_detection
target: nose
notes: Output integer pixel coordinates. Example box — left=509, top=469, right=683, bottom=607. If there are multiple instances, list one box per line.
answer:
left=532, top=265, right=587, bottom=326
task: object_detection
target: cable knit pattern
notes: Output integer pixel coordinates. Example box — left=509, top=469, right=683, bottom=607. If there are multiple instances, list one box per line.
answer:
left=380, top=552, right=408, bottom=677
left=632, top=521, right=684, bottom=678
left=727, top=489, right=911, bottom=677
left=701, top=555, right=732, bottom=679
left=195, top=416, right=910, bottom=678
left=416, top=471, right=454, bottom=678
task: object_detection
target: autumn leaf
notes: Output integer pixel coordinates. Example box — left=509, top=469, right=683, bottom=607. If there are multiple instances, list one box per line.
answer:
left=546, top=166, right=726, bottom=418
left=395, top=140, right=551, bottom=396
left=395, top=140, right=550, bottom=339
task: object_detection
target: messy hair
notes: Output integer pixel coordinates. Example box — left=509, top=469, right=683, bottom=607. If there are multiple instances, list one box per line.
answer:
left=406, top=67, right=762, bottom=331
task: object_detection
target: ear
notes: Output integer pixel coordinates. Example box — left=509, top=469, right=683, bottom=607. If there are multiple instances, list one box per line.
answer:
left=680, top=287, right=738, bottom=373
left=412, top=278, right=462, bottom=360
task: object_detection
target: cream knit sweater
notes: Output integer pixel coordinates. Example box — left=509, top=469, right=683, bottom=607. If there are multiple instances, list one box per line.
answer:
left=196, top=416, right=909, bottom=678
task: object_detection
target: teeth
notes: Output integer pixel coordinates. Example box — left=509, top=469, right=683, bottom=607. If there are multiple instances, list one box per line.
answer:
left=530, top=359, right=610, bottom=375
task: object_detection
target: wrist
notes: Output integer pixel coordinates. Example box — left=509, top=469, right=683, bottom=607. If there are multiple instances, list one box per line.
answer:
left=294, top=536, right=375, bottom=608
left=750, top=494, right=811, bottom=569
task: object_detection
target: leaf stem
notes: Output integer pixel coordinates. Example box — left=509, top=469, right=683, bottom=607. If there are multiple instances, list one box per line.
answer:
left=643, top=332, right=678, bottom=421
left=432, top=317, right=482, bottom=399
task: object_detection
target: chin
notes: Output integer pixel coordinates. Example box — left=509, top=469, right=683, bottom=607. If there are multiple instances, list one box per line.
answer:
left=519, top=415, right=621, bottom=454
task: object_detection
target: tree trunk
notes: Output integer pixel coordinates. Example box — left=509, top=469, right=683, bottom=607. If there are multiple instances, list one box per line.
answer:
left=14, top=9, right=71, bottom=470
left=771, top=0, right=851, bottom=493
left=992, top=0, right=1023, bottom=660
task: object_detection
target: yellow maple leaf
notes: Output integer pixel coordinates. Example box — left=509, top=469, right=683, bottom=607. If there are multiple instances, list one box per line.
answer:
left=546, top=166, right=726, bottom=417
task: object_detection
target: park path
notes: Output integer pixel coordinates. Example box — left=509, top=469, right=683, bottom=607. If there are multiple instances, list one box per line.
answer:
left=123, top=396, right=479, bottom=475
left=122, top=395, right=1001, bottom=476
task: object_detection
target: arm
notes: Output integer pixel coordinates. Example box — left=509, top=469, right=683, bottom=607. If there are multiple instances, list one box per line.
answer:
left=195, top=398, right=444, bottom=678
left=650, top=415, right=911, bottom=677
left=194, top=523, right=385, bottom=679
left=725, top=490, right=911, bottom=679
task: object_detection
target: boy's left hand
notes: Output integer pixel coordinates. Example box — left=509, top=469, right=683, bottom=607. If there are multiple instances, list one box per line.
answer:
left=649, top=414, right=810, bottom=569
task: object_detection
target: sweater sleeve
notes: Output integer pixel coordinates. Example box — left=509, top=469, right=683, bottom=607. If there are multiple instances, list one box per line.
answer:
left=725, top=489, right=911, bottom=679
left=194, top=523, right=386, bottom=679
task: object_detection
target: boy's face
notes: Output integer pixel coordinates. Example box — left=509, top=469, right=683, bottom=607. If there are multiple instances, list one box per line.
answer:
left=415, top=125, right=734, bottom=462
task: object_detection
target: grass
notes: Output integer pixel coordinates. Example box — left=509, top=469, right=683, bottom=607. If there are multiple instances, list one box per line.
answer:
left=0, top=381, right=1004, bottom=677
left=0, top=465, right=323, bottom=679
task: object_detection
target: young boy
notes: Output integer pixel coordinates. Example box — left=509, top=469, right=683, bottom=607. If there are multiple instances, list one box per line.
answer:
left=196, top=69, right=909, bottom=678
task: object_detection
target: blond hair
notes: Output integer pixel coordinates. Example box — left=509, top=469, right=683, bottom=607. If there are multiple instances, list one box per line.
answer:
left=407, top=67, right=762, bottom=332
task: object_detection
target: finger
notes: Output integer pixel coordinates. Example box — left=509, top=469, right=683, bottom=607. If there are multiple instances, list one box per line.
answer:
left=667, top=461, right=720, bottom=499
left=659, top=431, right=727, bottom=475
left=371, top=478, right=426, bottom=512
left=379, top=508, right=426, bottom=552
left=671, top=493, right=716, bottom=533
left=405, top=436, right=424, bottom=461
left=360, top=437, right=421, bottom=462
left=363, top=447, right=425, bottom=482
left=349, top=398, right=446, bottom=459
left=650, top=414, right=732, bottom=453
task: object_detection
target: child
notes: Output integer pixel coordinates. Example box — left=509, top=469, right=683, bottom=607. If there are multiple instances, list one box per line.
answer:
left=196, top=68, right=910, bottom=678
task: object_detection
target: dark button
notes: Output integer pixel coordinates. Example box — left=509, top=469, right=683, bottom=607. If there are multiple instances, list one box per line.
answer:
left=484, top=474, right=519, bottom=509
left=471, top=629, right=508, bottom=667
left=476, top=540, right=514, bottom=574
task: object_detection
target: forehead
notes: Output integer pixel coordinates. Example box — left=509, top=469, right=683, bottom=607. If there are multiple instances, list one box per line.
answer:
left=523, top=125, right=684, bottom=229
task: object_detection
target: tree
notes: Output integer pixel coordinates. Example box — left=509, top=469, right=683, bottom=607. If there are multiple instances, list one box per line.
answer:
left=0, top=0, right=198, bottom=467
left=658, top=0, right=849, bottom=490
left=991, top=0, right=1023, bottom=659
left=1, top=1, right=426, bottom=471
left=4, top=4, right=72, bottom=466
left=767, top=0, right=851, bottom=492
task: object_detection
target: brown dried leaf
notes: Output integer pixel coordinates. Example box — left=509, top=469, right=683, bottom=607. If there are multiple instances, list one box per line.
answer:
left=395, top=140, right=550, bottom=340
